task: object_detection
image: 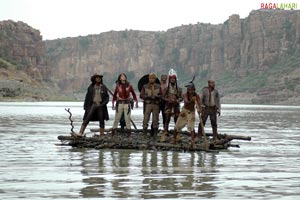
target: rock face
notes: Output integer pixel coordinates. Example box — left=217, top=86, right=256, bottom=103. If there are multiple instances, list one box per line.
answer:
left=45, top=31, right=164, bottom=91
left=1, top=10, right=300, bottom=104
left=0, top=20, right=47, bottom=79
left=44, top=10, right=300, bottom=104
left=0, top=21, right=56, bottom=100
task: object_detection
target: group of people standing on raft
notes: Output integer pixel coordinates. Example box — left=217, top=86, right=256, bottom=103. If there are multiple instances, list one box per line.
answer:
left=73, top=69, right=221, bottom=146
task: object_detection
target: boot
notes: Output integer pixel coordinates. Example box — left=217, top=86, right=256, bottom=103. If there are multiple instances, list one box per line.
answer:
left=197, top=123, right=203, bottom=142
left=191, top=130, right=195, bottom=147
left=111, top=128, right=116, bottom=138
left=171, top=130, right=178, bottom=144
left=160, top=130, right=168, bottom=142
left=142, top=128, right=148, bottom=138
left=126, top=129, right=131, bottom=137
left=212, top=127, right=218, bottom=142
left=100, top=128, right=105, bottom=136
left=175, top=133, right=181, bottom=142
left=152, top=128, right=158, bottom=141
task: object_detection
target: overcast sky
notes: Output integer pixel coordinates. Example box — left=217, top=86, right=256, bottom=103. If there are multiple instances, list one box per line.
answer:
left=0, top=0, right=293, bottom=40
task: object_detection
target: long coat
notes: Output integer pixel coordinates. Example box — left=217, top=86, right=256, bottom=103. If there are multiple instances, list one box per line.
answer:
left=83, top=84, right=109, bottom=121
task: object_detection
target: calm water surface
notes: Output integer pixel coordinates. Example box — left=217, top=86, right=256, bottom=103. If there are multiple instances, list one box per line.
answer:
left=0, top=102, right=299, bottom=199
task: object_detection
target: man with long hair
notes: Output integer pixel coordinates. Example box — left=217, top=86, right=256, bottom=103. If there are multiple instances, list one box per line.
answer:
left=160, top=69, right=182, bottom=142
left=111, top=73, right=138, bottom=136
left=172, top=79, right=201, bottom=147
left=159, top=74, right=168, bottom=127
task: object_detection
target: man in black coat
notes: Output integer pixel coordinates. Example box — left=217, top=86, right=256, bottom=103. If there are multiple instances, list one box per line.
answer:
left=74, top=73, right=109, bottom=137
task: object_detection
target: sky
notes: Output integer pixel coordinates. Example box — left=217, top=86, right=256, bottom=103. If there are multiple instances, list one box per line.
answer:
left=0, top=0, right=297, bottom=40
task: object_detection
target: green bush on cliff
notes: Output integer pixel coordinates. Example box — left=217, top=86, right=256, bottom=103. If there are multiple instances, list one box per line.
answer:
left=237, top=74, right=266, bottom=92
left=79, top=37, right=89, bottom=49
left=0, top=58, right=14, bottom=69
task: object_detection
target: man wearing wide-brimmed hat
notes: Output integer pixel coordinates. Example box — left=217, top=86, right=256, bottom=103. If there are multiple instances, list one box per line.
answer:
left=74, top=73, right=109, bottom=137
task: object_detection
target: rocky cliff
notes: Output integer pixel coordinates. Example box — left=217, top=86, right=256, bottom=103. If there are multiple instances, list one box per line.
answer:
left=44, top=9, right=300, bottom=104
left=0, top=20, right=59, bottom=101
left=1, top=10, right=300, bottom=104
left=0, top=20, right=48, bottom=78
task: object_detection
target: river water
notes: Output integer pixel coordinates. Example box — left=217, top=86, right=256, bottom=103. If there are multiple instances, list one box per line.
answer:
left=0, top=102, right=299, bottom=199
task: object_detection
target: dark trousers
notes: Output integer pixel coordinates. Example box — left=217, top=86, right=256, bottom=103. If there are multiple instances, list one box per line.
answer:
left=83, top=103, right=105, bottom=128
left=202, top=108, right=217, bottom=128
left=143, top=103, right=160, bottom=129
left=164, top=105, right=180, bottom=131
left=119, top=113, right=126, bottom=129
left=198, top=107, right=217, bottom=136
left=159, top=102, right=166, bottom=126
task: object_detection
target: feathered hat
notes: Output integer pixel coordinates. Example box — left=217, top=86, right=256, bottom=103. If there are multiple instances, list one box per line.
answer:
left=185, top=76, right=195, bottom=89
left=168, top=68, right=177, bottom=80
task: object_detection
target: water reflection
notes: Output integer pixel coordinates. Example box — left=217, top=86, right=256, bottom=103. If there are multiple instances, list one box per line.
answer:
left=1, top=102, right=300, bottom=199
left=74, top=149, right=218, bottom=198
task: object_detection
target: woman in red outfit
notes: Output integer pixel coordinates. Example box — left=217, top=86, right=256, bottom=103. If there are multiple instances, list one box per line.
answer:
left=111, top=73, right=138, bottom=136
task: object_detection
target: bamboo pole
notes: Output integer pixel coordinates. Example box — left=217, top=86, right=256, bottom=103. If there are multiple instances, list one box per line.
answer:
left=194, top=97, right=209, bottom=150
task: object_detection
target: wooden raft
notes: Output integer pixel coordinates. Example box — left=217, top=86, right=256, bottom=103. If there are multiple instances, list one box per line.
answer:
left=57, top=128, right=251, bottom=152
